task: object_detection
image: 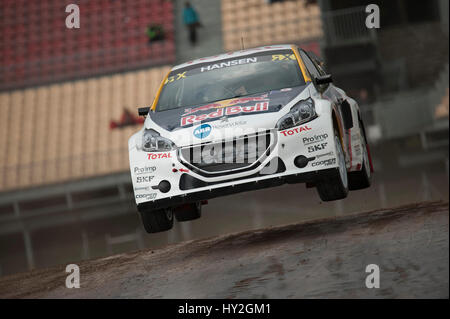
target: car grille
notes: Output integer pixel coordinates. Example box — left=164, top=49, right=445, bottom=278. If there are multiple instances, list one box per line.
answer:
left=178, top=130, right=275, bottom=176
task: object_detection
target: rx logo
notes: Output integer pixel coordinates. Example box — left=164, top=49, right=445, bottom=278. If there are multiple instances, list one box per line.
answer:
left=165, top=72, right=187, bottom=84
left=272, top=54, right=296, bottom=61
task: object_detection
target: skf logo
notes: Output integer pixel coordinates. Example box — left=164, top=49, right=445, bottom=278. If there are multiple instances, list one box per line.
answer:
left=308, top=143, right=327, bottom=153
left=136, top=176, right=154, bottom=183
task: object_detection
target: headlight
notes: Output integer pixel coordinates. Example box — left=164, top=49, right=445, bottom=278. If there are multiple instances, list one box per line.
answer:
left=276, top=98, right=317, bottom=130
left=141, top=129, right=176, bottom=152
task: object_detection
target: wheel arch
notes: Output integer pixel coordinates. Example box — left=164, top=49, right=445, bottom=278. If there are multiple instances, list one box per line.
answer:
left=331, top=109, right=344, bottom=147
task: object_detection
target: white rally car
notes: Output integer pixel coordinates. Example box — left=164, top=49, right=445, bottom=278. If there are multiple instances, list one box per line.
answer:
left=129, top=45, right=373, bottom=233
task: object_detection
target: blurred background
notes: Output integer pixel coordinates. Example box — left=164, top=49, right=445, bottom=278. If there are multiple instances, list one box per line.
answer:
left=0, top=0, right=448, bottom=277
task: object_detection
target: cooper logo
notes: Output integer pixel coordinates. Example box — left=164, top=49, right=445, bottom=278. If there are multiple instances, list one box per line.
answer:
left=148, top=153, right=172, bottom=160
left=303, top=133, right=328, bottom=145
left=311, top=158, right=336, bottom=167
left=308, top=142, right=328, bottom=153
left=136, top=193, right=157, bottom=200
left=280, top=125, right=312, bottom=136
left=136, top=176, right=155, bottom=183
left=134, top=166, right=156, bottom=174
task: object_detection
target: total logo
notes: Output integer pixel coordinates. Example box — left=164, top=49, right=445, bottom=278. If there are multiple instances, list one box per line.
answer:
left=148, top=152, right=172, bottom=160
left=280, top=125, right=312, bottom=137
left=308, top=142, right=328, bottom=153
left=193, top=123, right=212, bottom=139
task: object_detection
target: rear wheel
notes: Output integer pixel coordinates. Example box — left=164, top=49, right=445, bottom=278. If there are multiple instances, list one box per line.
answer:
left=175, top=202, right=202, bottom=222
left=348, top=121, right=372, bottom=190
left=140, top=208, right=174, bottom=233
left=316, top=129, right=349, bottom=201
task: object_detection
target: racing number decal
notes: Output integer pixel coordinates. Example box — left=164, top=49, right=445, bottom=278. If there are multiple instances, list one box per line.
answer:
left=164, top=72, right=186, bottom=85
left=272, top=54, right=296, bottom=61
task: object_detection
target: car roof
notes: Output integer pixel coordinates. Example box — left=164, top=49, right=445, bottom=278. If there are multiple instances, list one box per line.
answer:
left=171, top=44, right=296, bottom=71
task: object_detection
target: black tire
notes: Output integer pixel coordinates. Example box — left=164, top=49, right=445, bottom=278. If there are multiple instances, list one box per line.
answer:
left=316, top=129, right=349, bottom=201
left=348, top=121, right=372, bottom=190
left=140, top=208, right=174, bottom=233
left=174, top=202, right=202, bottom=222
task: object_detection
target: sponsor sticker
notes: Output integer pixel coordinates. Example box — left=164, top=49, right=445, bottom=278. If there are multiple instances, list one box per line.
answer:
left=182, top=96, right=268, bottom=115
left=311, top=158, right=337, bottom=167
left=134, top=166, right=157, bottom=175
left=272, top=54, right=296, bottom=61
left=135, top=193, right=157, bottom=200
left=164, top=72, right=187, bottom=84
left=136, top=176, right=155, bottom=183
left=134, top=186, right=151, bottom=191
left=212, top=120, right=247, bottom=129
left=148, top=152, right=172, bottom=160
left=302, top=133, right=329, bottom=145
left=280, top=125, right=312, bottom=136
left=193, top=123, right=212, bottom=139
left=307, top=142, right=328, bottom=153
left=181, top=102, right=269, bottom=127
left=314, top=151, right=334, bottom=159
left=199, top=57, right=258, bottom=73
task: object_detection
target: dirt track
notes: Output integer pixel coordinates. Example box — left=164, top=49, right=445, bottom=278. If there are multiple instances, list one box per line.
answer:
left=0, top=201, right=448, bottom=298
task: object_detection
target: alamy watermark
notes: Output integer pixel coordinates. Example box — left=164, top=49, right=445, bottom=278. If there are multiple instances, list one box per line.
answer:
left=365, top=4, right=380, bottom=29
left=365, top=264, right=380, bottom=288
left=65, top=264, right=80, bottom=288
left=65, top=4, right=80, bottom=29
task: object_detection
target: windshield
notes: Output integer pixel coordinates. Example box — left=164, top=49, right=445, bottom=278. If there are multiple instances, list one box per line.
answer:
left=156, top=50, right=305, bottom=111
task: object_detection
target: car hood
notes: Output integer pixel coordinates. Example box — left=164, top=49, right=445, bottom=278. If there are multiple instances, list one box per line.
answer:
left=145, top=84, right=311, bottom=146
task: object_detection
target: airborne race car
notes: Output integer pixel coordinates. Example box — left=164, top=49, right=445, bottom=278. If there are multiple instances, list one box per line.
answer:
left=129, top=45, right=373, bottom=233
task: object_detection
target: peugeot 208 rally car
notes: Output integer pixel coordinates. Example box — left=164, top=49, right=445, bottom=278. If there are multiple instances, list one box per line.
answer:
left=129, top=45, right=373, bottom=233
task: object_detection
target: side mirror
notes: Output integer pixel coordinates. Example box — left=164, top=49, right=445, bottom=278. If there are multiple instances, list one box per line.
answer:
left=138, top=107, right=150, bottom=116
left=314, top=74, right=332, bottom=85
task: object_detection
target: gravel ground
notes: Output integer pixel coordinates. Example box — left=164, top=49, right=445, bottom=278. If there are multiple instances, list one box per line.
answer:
left=0, top=201, right=448, bottom=298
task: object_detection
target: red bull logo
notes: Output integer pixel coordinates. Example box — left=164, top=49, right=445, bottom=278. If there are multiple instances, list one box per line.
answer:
left=182, top=95, right=268, bottom=116
left=181, top=102, right=270, bottom=127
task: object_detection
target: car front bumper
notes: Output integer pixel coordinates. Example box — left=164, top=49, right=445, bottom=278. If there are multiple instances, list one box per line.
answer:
left=129, top=114, right=339, bottom=212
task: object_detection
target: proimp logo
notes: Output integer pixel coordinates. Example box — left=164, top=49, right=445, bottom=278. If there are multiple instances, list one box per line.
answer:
left=303, top=133, right=328, bottom=146
left=193, top=124, right=212, bottom=139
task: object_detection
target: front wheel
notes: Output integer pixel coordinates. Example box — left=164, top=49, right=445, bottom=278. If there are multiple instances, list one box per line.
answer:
left=316, top=129, right=349, bottom=201
left=140, top=208, right=174, bottom=233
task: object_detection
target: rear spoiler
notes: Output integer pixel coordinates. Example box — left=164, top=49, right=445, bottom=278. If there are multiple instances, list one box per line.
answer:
left=138, top=107, right=150, bottom=116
